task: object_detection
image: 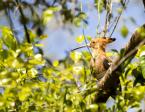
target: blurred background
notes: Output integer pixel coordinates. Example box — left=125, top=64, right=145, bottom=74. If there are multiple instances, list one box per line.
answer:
left=0, top=1, right=145, bottom=111
left=42, top=0, right=145, bottom=60
left=0, top=0, right=145, bottom=60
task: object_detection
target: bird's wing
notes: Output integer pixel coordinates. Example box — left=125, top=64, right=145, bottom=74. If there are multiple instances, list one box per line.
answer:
left=103, top=58, right=110, bottom=70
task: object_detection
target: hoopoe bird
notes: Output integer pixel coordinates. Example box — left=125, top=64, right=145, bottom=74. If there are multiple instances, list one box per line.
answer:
left=89, top=37, right=116, bottom=80
left=89, top=37, right=116, bottom=103
left=72, top=37, right=116, bottom=102
left=72, top=37, right=116, bottom=80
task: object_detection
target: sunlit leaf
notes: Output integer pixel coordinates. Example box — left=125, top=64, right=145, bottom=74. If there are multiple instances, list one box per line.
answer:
left=48, top=6, right=61, bottom=12
left=139, top=56, right=145, bottom=79
left=88, top=104, right=98, bottom=109
left=73, top=17, right=81, bottom=27
left=53, top=60, right=59, bottom=67
left=136, top=45, right=145, bottom=58
left=1, top=27, right=17, bottom=50
left=117, top=7, right=123, bottom=14
left=86, top=36, right=92, bottom=41
left=70, top=51, right=82, bottom=63
left=18, top=87, right=31, bottom=101
left=95, top=0, right=105, bottom=12
left=27, top=68, right=38, bottom=78
left=42, top=9, right=54, bottom=24
left=42, top=6, right=61, bottom=24
left=78, top=12, right=87, bottom=20
left=35, top=43, right=44, bottom=47
left=75, top=35, right=84, bottom=44
left=28, top=30, right=37, bottom=42
left=120, top=25, right=129, bottom=37
left=132, top=86, right=145, bottom=100
left=40, top=34, right=48, bottom=39
left=136, top=25, right=145, bottom=37
left=11, top=72, right=19, bottom=79
left=73, top=66, right=83, bottom=74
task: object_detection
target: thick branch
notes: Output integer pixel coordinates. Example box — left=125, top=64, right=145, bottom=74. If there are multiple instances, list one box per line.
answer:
left=92, top=24, right=145, bottom=102
left=98, top=24, right=145, bottom=90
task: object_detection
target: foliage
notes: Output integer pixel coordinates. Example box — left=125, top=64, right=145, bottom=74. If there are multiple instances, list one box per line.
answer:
left=0, top=0, right=145, bottom=112
left=0, top=26, right=145, bottom=111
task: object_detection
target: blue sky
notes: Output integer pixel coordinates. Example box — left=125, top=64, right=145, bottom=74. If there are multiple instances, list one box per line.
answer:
left=41, top=0, right=145, bottom=60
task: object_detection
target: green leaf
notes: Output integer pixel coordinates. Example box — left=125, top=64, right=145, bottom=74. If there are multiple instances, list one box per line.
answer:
left=1, top=27, right=17, bottom=50
left=28, top=30, right=37, bottom=42
left=48, top=6, right=61, bottom=12
left=11, top=72, right=19, bottom=79
left=73, top=66, right=83, bottom=74
left=53, top=60, right=59, bottom=67
left=18, top=87, right=31, bottom=101
left=73, top=12, right=87, bottom=27
left=136, top=25, right=145, bottom=37
left=136, top=45, right=145, bottom=58
left=27, top=68, right=38, bottom=78
left=87, top=104, right=98, bottom=111
left=42, top=9, right=54, bottom=24
left=73, top=17, right=81, bottom=27
left=75, top=35, right=84, bottom=44
left=117, top=8, right=123, bottom=14
left=120, top=25, right=129, bottom=37
left=0, top=49, right=8, bottom=61
left=42, top=7, right=61, bottom=24
left=86, top=36, right=92, bottom=41
left=139, top=56, right=145, bottom=79
left=35, top=43, right=44, bottom=47
left=95, top=0, right=105, bottom=13
left=0, top=39, right=3, bottom=50
left=70, top=51, right=82, bottom=63
left=132, top=86, right=145, bottom=100
left=40, top=34, right=48, bottom=39
left=77, top=12, right=87, bottom=20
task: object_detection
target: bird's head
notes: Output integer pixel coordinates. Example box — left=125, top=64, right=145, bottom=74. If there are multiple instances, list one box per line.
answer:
left=71, top=37, right=116, bottom=51
left=89, top=37, right=116, bottom=50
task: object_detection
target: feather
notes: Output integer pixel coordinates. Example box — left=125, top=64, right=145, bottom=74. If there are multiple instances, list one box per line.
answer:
left=103, top=58, right=110, bottom=70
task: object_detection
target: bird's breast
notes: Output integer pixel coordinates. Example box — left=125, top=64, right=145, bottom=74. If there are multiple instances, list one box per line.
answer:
left=90, top=55, right=110, bottom=80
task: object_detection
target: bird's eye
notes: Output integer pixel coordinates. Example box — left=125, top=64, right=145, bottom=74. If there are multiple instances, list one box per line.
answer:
left=92, top=41, right=95, bottom=44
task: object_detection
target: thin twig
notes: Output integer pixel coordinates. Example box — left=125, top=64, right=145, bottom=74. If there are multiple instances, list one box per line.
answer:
left=4, top=7, right=19, bottom=44
left=110, top=0, right=128, bottom=37
left=81, top=0, right=93, bottom=58
left=71, top=44, right=89, bottom=51
left=82, top=29, right=93, bottom=58
left=96, top=0, right=101, bottom=35
left=108, top=17, right=118, bottom=31
left=52, top=0, right=57, bottom=6
left=104, top=0, right=112, bottom=37
left=15, top=0, right=31, bottom=43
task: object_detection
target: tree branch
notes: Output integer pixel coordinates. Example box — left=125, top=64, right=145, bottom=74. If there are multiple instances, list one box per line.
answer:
left=90, top=24, right=145, bottom=102
left=4, top=7, right=20, bottom=44
left=110, top=0, right=128, bottom=37
left=92, top=24, right=145, bottom=102
left=15, top=0, right=31, bottom=43
left=98, top=24, right=145, bottom=89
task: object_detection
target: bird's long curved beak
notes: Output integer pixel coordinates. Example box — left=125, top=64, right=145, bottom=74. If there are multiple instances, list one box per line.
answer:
left=71, top=43, right=90, bottom=51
